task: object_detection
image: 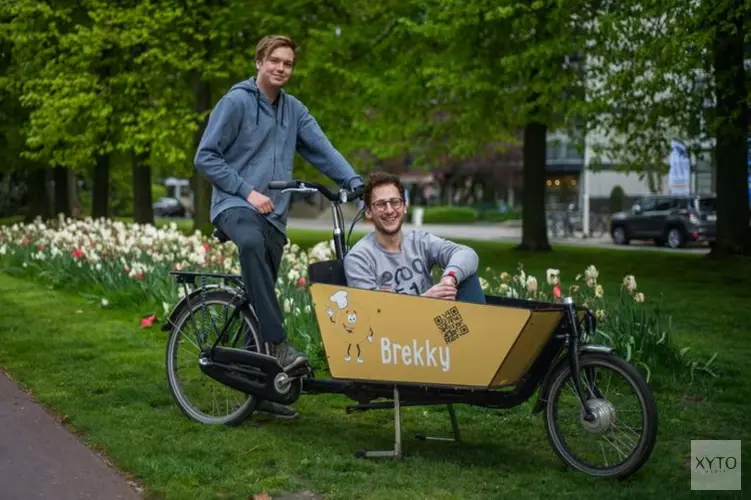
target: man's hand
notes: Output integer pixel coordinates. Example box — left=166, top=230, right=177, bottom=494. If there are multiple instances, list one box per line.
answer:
left=439, top=274, right=458, bottom=287
left=422, top=280, right=457, bottom=300
left=247, top=190, right=274, bottom=214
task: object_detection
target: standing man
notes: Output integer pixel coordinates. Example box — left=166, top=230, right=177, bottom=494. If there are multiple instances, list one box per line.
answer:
left=195, top=35, right=363, bottom=380
left=344, top=172, right=486, bottom=303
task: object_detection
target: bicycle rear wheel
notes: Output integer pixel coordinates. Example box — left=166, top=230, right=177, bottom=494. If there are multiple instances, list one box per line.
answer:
left=166, top=288, right=261, bottom=425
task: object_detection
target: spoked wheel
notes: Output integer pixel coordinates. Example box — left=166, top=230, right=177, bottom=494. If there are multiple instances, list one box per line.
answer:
left=166, top=288, right=262, bottom=426
left=543, top=352, right=658, bottom=479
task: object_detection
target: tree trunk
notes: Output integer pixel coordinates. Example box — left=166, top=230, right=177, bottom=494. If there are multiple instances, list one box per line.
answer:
left=53, top=166, right=71, bottom=217
left=67, top=168, right=82, bottom=218
left=192, top=73, right=214, bottom=235
left=132, top=154, right=154, bottom=224
left=710, top=5, right=749, bottom=257
left=92, top=54, right=113, bottom=221
left=25, top=166, right=51, bottom=222
left=517, top=122, right=551, bottom=251
left=92, top=153, right=110, bottom=219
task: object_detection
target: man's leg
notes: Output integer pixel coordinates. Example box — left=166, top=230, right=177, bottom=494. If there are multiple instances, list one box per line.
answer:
left=214, top=208, right=301, bottom=419
left=214, top=207, right=306, bottom=367
left=456, top=273, right=487, bottom=304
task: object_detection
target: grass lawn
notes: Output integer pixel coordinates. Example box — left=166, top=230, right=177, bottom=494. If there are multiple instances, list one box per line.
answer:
left=0, top=232, right=749, bottom=499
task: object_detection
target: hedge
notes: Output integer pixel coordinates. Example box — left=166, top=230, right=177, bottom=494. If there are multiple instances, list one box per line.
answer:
left=414, top=206, right=521, bottom=224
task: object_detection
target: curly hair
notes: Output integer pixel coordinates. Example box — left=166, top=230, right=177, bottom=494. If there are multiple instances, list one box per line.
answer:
left=364, top=171, right=406, bottom=208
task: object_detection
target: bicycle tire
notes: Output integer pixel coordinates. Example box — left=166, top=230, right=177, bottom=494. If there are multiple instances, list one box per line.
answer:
left=166, top=288, right=261, bottom=426
left=542, top=352, right=658, bottom=479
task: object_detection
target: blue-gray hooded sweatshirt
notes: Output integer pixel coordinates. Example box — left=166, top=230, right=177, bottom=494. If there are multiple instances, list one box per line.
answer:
left=194, top=77, right=363, bottom=235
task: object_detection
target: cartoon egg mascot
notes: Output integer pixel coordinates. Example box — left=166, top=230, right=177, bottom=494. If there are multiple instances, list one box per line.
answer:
left=325, top=290, right=374, bottom=363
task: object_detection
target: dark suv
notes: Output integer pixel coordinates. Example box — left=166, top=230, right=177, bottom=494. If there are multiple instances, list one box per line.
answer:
left=610, top=194, right=716, bottom=248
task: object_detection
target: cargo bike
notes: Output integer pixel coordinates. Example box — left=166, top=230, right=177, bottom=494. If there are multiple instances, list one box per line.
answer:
left=163, top=179, right=658, bottom=480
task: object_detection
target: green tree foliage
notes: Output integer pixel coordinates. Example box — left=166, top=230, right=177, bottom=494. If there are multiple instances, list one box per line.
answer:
left=580, top=0, right=750, bottom=255
left=315, top=1, right=589, bottom=250
left=2, top=0, right=747, bottom=257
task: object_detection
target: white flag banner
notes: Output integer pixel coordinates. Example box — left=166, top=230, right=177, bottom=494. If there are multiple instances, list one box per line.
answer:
left=669, top=139, right=691, bottom=195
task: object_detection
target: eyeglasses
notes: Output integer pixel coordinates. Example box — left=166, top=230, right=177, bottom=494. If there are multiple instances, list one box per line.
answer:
left=371, top=198, right=405, bottom=211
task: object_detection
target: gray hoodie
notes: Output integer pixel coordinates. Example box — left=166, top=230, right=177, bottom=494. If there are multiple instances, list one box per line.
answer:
left=343, top=230, right=479, bottom=295
left=194, top=77, right=363, bottom=235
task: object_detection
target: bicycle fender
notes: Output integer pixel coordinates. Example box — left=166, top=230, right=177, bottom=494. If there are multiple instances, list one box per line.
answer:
left=160, top=284, right=240, bottom=332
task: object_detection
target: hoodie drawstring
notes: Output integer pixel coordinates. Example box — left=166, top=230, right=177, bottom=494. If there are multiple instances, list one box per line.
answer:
left=243, top=80, right=284, bottom=127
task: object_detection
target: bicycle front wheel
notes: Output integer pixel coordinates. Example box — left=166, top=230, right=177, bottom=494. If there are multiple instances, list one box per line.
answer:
left=166, top=288, right=261, bottom=426
left=542, top=352, right=658, bottom=479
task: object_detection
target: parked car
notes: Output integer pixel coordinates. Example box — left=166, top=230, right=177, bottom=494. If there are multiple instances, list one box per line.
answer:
left=610, top=194, right=716, bottom=248
left=153, top=197, right=187, bottom=218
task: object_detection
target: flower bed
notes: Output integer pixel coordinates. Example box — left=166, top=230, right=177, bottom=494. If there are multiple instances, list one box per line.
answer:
left=476, top=263, right=716, bottom=382
left=0, top=216, right=716, bottom=381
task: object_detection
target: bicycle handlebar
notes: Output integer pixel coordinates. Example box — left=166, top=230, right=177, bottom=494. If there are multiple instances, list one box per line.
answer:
left=268, top=180, right=364, bottom=204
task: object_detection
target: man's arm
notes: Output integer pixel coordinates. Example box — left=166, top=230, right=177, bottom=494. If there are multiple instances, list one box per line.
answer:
left=296, top=103, right=363, bottom=190
left=343, top=251, right=378, bottom=290
left=421, top=232, right=479, bottom=284
left=194, top=92, right=254, bottom=200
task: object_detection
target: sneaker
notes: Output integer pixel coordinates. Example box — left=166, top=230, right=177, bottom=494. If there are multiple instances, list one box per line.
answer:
left=255, top=400, right=298, bottom=420
left=269, top=340, right=308, bottom=368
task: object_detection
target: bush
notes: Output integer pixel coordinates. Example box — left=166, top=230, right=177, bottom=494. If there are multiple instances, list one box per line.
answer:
left=477, top=209, right=521, bottom=223
left=421, top=206, right=478, bottom=223
left=152, top=182, right=168, bottom=201
left=609, top=185, right=626, bottom=214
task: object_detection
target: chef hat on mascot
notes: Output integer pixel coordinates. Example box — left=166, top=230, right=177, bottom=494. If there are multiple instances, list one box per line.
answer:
left=330, top=290, right=348, bottom=309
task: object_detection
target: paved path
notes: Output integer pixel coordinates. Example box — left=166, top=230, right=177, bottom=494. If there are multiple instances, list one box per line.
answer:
left=0, top=370, right=141, bottom=500
left=286, top=218, right=710, bottom=254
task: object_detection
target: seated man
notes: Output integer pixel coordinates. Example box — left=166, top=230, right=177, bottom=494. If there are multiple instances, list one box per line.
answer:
left=343, top=172, right=486, bottom=304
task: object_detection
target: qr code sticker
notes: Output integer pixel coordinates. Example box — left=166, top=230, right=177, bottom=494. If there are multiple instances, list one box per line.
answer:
left=434, top=306, right=469, bottom=344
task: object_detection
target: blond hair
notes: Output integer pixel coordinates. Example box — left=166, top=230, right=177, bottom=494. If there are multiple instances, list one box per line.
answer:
left=255, top=35, right=297, bottom=64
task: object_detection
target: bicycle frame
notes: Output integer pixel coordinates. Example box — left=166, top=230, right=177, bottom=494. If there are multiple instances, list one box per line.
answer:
left=163, top=178, right=657, bottom=478
left=330, top=195, right=349, bottom=261
left=165, top=179, right=603, bottom=418
left=164, top=271, right=250, bottom=350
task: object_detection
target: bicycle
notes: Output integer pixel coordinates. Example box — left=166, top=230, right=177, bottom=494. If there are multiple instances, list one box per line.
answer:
left=547, top=206, right=608, bottom=239
left=162, top=179, right=658, bottom=479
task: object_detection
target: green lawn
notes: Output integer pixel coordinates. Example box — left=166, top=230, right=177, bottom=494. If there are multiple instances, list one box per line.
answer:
left=0, top=233, right=749, bottom=499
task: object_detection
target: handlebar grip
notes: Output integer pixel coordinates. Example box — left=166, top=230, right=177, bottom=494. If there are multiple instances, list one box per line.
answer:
left=268, top=181, right=297, bottom=190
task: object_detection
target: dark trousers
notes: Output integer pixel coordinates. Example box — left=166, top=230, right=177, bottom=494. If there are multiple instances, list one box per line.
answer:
left=456, top=273, right=487, bottom=304
left=214, top=207, right=287, bottom=344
